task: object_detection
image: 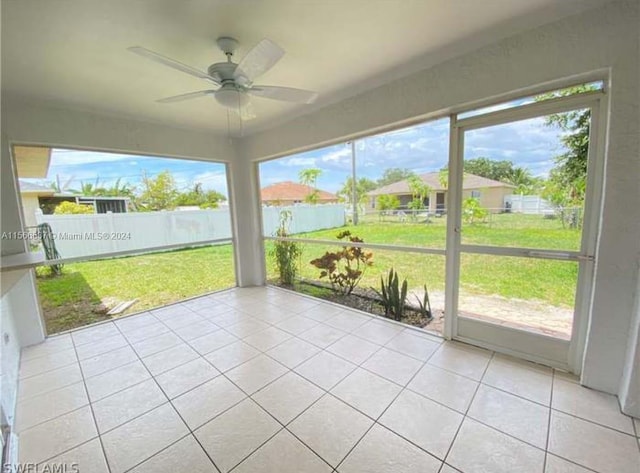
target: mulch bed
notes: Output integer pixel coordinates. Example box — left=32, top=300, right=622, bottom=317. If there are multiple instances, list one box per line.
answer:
left=273, top=278, right=443, bottom=331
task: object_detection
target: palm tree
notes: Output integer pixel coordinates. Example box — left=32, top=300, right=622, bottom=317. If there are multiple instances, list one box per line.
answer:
left=299, top=168, right=322, bottom=204
left=507, top=167, right=535, bottom=194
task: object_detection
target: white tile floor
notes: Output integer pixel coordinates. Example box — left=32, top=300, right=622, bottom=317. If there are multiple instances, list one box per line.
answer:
left=16, top=287, right=640, bottom=473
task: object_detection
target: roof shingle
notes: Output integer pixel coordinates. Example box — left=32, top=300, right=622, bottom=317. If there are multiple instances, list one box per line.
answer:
left=261, top=181, right=338, bottom=202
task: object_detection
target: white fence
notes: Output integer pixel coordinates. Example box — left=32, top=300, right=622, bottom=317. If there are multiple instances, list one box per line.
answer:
left=262, top=204, right=345, bottom=236
left=504, top=195, right=554, bottom=214
left=36, top=204, right=345, bottom=260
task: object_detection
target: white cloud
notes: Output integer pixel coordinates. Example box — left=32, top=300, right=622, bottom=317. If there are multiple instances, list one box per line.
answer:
left=281, top=157, right=317, bottom=167
left=51, top=149, right=137, bottom=166
left=320, top=147, right=351, bottom=163
left=190, top=171, right=228, bottom=194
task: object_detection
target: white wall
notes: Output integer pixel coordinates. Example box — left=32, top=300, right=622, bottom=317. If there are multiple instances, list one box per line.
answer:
left=0, top=1, right=637, bottom=405
left=1, top=98, right=236, bottom=163
left=240, top=0, right=640, bottom=398
left=0, top=140, right=46, bottom=432
left=20, top=194, right=40, bottom=228
left=619, top=262, right=640, bottom=417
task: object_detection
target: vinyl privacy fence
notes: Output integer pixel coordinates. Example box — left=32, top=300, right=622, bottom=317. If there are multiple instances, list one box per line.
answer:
left=504, top=195, right=554, bottom=214
left=37, top=204, right=345, bottom=260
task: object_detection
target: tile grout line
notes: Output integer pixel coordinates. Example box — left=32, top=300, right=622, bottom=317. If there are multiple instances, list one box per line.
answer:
left=22, top=288, right=639, bottom=472
left=439, top=350, right=495, bottom=471
left=69, top=331, right=113, bottom=473
left=333, top=329, right=444, bottom=471
left=216, top=312, right=401, bottom=471
left=148, top=301, right=349, bottom=472
left=543, top=369, right=556, bottom=472
left=22, top=306, right=489, bottom=470
left=111, top=318, right=228, bottom=473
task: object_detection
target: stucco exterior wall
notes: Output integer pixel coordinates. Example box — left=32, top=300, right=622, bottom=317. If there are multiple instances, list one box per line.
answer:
left=19, top=194, right=40, bottom=228
left=240, top=1, right=640, bottom=395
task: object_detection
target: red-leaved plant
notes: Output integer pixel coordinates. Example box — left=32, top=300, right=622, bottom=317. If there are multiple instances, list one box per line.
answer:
left=310, top=231, right=373, bottom=296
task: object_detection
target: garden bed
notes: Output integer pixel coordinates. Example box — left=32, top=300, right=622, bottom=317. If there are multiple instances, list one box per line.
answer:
left=272, top=278, right=444, bottom=333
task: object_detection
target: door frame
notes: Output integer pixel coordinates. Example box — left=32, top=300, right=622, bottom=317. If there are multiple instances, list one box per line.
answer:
left=443, top=90, right=607, bottom=373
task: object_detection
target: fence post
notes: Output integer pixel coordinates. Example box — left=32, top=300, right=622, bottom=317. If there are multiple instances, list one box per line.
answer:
left=106, top=211, right=116, bottom=253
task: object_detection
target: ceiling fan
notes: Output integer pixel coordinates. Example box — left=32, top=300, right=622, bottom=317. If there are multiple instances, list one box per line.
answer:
left=128, top=37, right=318, bottom=119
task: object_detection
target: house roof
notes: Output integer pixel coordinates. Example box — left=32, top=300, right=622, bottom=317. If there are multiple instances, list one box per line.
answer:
left=18, top=179, right=55, bottom=195
left=14, top=146, right=52, bottom=179
left=368, top=172, right=515, bottom=196
left=261, top=181, right=338, bottom=202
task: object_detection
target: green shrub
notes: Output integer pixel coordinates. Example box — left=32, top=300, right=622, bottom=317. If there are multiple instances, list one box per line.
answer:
left=462, top=197, right=488, bottom=224
left=414, top=284, right=432, bottom=320
left=374, top=268, right=408, bottom=321
left=53, top=201, right=94, bottom=214
left=270, top=210, right=302, bottom=286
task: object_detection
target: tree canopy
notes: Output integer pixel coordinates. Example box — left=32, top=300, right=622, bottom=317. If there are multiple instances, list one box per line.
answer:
left=299, top=168, right=323, bottom=204
left=376, top=168, right=414, bottom=187
left=537, top=84, right=594, bottom=209
left=337, top=177, right=377, bottom=204
left=135, top=171, right=226, bottom=211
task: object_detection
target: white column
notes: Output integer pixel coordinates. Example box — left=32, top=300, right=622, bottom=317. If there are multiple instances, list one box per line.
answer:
left=1, top=137, right=46, bottom=344
left=619, top=262, right=640, bottom=417
left=0, top=136, right=46, bottom=431
left=227, top=158, right=266, bottom=287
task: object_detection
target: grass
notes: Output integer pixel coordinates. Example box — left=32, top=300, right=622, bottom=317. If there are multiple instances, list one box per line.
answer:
left=37, top=245, right=235, bottom=334
left=267, top=212, right=580, bottom=308
left=38, top=212, right=580, bottom=333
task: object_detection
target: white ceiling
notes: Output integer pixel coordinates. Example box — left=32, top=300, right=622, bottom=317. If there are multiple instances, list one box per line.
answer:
left=1, top=0, right=609, bottom=135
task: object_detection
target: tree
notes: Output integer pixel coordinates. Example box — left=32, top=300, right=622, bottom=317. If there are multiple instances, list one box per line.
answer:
left=537, top=84, right=594, bottom=208
left=72, top=177, right=135, bottom=198
left=137, top=171, right=178, bottom=211
left=53, top=201, right=94, bottom=214
left=438, top=169, right=449, bottom=189
left=174, top=183, right=226, bottom=209
left=505, top=167, right=539, bottom=194
left=442, top=158, right=517, bottom=182
left=461, top=158, right=517, bottom=182
left=462, top=197, right=488, bottom=224
left=299, top=168, right=323, bottom=204
left=376, top=194, right=400, bottom=213
left=406, top=174, right=431, bottom=213
left=337, top=177, right=377, bottom=204
left=377, top=168, right=414, bottom=187
left=103, top=178, right=135, bottom=198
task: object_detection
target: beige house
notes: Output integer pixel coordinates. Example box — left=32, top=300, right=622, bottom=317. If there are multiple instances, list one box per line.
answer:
left=368, top=172, right=515, bottom=214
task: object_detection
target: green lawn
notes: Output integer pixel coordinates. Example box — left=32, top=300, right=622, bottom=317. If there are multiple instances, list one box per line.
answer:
left=37, top=245, right=235, bottom=334
left=38, top=212, right=580, bottom=334
left=268, top=213, right=580, bottom=308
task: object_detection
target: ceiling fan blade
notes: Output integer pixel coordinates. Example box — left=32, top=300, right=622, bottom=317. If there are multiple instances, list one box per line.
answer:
left=128, top=46, right=220, bottom=85
left=249, top=85, right=318, bottom=104
left=233, top=39, right=284, bottom=85
left=156, top=90, right=217, bottom=103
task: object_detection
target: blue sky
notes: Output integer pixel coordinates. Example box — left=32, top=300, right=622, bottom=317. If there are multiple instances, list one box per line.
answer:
left=27, top=113, right=567, bottom=197
left=260, top=115, right=566, bottom=193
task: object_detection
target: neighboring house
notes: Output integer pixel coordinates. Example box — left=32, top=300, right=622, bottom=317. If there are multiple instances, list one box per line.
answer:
left=261, top=181, right=339, bottom=206
left=17, top=179, right=129, bottom=228
left=17, top=181, right=55, bottom=228
left=368, top=172, right=515, bottom=214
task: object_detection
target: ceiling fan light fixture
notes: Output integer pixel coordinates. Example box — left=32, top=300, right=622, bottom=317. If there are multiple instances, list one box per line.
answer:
left=215, top=86, right=250, bottom=109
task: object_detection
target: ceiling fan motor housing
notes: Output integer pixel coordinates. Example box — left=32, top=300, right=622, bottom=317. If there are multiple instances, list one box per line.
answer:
left=207, top=62, right=238, bottom=83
